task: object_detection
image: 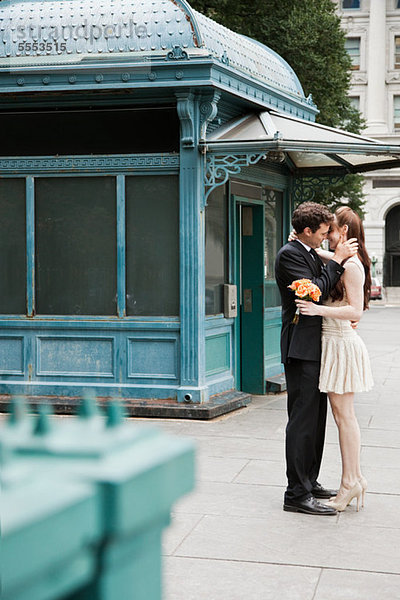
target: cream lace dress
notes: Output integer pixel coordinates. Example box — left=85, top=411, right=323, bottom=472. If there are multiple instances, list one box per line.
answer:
left=319, top=256, right=374, bottom=395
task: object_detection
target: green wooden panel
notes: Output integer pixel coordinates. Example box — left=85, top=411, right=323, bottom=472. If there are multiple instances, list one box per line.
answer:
left=206, top=332, right=230, bottom=376
left=240, top=203, right=265, bottom=394
left=264, top=308, right=283, bottom=377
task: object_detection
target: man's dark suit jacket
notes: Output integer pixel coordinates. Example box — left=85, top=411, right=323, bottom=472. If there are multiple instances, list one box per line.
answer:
left=275, top=240, right=344, bottom=363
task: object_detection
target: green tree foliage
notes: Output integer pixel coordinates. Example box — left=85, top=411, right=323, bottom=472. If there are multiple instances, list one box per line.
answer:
left=190, top=0, right=366, bottom=215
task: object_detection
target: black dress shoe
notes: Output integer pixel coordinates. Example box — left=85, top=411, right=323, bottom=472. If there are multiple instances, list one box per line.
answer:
left=311, top=482, right=338, bottom=499
left=283, top=496, right=337, bottom=516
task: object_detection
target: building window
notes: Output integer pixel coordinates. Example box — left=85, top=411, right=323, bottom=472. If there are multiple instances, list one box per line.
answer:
left=395, top=36, right=400, bottom=68
left=349, top=96, right=360, bottom=111
left=342, top=0, right=360, bottom=8
left=394, top=96, right=400, bottom=129
left=345, top=38, right=361, bottom=70
left=397, top=0, right=400, bottom=9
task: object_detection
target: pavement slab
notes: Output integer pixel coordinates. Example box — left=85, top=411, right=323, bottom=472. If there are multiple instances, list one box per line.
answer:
left=164, top=557, right=321, bottom=600
left=314, top=569, right=400, bottom=600
left=173, top=514, right=400, bottom=574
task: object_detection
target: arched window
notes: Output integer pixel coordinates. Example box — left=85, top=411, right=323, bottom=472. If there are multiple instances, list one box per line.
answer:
left=385, top=205, right=400, bottom=286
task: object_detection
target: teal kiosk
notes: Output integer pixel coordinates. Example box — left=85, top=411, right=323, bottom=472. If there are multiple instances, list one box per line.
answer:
left=1, top=0, right=399, bottom=417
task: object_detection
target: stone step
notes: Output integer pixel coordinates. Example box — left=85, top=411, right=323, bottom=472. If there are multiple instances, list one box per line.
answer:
left=0, top=391, right=252, bottom=421
left=266, top=373, right=286, bottom=393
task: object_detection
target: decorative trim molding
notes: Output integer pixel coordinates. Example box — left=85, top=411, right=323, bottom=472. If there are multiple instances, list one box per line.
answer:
left=351, top=73, right=368, bottom=84
left=0, top=60, right=316, bottom=121
left=0, top=153, right=180, bottom=174
left=167, top=45, right=189, bottom=60
left=387, top=72, right=400, bottom=83
left=204, top=152, right=267, bottom=203
left=292, top=175, right=344, bottom=204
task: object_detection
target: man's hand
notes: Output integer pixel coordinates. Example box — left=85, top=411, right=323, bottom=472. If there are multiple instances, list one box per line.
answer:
left=332, top=236, right=358, bottom=264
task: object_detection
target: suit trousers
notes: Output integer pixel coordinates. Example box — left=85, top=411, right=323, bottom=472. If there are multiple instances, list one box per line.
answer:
left=284, top=358, right=327, bottom=502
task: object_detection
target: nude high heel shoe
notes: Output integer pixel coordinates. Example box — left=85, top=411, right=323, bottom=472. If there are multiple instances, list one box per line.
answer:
left=359, top=476, right=367, bottom=508
left=326, top=481, right=362, bottom=512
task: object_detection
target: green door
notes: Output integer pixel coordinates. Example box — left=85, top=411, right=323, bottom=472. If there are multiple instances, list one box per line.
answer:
left=235, top=201, right=265, bottom=394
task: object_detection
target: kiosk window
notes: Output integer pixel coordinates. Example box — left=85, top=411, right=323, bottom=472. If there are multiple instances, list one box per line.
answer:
left=126, top=175, right=179, bottom=316
left=0, top=179, right=26, bottom=314
left=205, top=186, right=228, bottom=315
left=35, top=177, right=117, bottom=315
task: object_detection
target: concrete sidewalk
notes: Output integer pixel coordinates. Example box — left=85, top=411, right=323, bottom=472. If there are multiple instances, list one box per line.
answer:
left=140, top=305, right=400, bottom=600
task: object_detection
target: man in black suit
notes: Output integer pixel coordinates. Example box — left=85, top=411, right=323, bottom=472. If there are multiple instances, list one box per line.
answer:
left=275, top=202, right=358, bottom=515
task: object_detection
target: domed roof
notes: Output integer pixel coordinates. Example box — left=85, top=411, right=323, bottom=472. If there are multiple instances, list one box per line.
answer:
left=0, top=0, right=305, bottom=100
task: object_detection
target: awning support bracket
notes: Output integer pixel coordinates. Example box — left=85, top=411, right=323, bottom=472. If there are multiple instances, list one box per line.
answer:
left=204, top=152, right=267, bottom=204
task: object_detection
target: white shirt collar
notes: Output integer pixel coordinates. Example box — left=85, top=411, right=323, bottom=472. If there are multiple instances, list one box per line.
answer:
left=296, top=239, right=312, bottom=252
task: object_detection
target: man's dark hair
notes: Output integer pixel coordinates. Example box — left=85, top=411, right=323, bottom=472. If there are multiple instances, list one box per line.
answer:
left=292, top=202, right=334, bottom=233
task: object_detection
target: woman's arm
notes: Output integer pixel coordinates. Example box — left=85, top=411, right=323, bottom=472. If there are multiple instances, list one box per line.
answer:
left=315, top=247, right=334, bottom=264
left=295, top=261, right=364, bottom=321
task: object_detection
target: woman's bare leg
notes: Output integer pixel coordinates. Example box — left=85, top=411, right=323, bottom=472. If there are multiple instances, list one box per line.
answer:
left=328, top=392, right=362, bottom=494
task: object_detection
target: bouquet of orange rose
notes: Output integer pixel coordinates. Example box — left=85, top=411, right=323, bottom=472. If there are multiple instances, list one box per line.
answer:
left=288, top=278, right=322, bottom=324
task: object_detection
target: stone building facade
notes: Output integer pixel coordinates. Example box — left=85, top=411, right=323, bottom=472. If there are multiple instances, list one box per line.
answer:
left=335, top=0, right=400, bottom=293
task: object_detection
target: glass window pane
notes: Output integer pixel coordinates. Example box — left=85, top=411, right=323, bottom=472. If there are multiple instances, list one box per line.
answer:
left=349, top=96, right=360, bottom=111
left=385, top=205, right=400, bottom=250
left=126, top=176, right=179, bottom=316
left=395, top=36, right=400, bottom=68
left=345, top=37, right=360, bottom=69
left=35, top=177, right=117, bottom=315
left=342, top=0, right=360, bottom=8
left=264, top=188, right=283, bottom=308
left=394, top=96, right=400, bottom=129
left=0, top=179, right=26, bottom=314
left=205, top=186, right=228, bottom=315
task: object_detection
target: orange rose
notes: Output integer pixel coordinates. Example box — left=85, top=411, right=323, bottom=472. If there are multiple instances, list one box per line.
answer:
left=296, top=285, right=308, bottom=297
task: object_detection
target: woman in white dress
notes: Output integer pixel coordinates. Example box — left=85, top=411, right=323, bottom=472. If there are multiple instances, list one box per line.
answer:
left=296, top=206, right=373, bottom=512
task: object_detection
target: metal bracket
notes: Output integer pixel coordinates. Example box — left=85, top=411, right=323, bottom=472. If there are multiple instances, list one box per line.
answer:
left=176, top=92, right=195, bottom=148
left=200, top=91, right=221, bottom=140
left=204, top=152, right=267, bottom=204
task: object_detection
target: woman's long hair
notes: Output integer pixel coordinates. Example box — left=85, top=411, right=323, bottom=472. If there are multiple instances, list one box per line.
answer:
left=330, top=206, right=371, bottom=310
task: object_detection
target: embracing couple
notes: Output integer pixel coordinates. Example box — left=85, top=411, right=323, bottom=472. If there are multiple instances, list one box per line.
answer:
left=275, top=202, right=373, bottom=516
